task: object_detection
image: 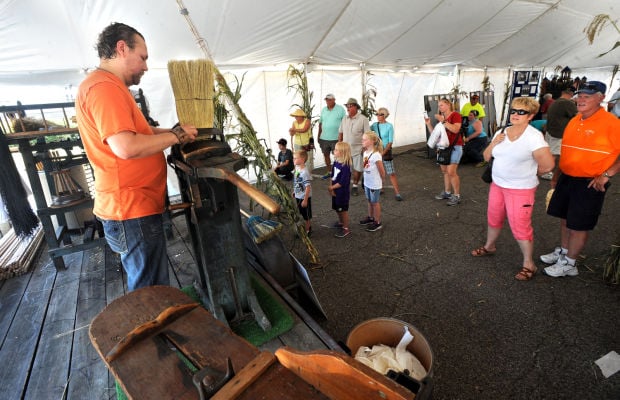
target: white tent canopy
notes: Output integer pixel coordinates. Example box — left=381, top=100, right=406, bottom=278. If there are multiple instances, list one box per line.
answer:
left=1, top=0, right=619, bottom=159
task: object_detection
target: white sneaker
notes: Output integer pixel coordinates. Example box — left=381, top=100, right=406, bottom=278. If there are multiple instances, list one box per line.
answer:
left=540, top=247, right=565, bottom=264
left=544, top=258, right=578, bottom=277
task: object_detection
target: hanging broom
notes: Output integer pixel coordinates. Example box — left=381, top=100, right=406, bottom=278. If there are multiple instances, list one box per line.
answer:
left=167, top=59, right=215, bottom=128
left=240, top=210, right=282, bottom=244
left=0, top=129, right=39, bottom=238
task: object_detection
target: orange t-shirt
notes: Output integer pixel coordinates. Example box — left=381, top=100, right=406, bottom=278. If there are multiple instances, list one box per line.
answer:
left=75, top=70, right=166, bottom=220
left=560, top=107, right=620, bottom=178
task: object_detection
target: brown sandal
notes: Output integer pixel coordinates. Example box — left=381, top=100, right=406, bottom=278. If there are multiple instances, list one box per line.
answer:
left=471, top=246, right=496, bottom=257
left=515, top=266, right=537, bottom=281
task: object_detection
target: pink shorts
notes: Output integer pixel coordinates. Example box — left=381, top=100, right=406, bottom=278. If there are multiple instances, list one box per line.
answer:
left=487, top=183, right=536, bottom=241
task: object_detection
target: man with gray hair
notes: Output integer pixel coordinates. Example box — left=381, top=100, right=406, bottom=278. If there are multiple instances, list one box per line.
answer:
left=339, top=98, right=369, bottom=195
left=318, top=93, right=346, bottom=179
left=541, top=81, right=620, bottom=278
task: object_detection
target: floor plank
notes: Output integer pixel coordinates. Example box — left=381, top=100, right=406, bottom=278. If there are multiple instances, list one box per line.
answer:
left=24, top=251, right=82, bottom=400
left=0, top=255, right=56, bottom=400
left=66, top=247, right=112, bottom=399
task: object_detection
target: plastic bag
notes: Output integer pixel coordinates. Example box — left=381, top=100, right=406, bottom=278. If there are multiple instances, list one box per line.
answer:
left=354, top=326, right=427, bottom=381
left=426, top=123, right=449, bottom=149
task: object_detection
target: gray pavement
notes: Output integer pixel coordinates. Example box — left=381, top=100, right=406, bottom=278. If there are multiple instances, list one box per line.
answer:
left=286, top=144, right=619, bottom=400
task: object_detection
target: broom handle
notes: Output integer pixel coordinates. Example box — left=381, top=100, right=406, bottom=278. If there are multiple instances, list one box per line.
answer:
left=198, top=167, right=280, bottom=215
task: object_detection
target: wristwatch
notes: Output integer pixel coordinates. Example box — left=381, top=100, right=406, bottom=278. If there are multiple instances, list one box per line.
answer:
left=603, top=171, right=612, bottom=178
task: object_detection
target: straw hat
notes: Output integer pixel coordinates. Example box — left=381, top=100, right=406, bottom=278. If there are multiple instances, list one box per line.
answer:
left=290, top=109, right=306, bottom=118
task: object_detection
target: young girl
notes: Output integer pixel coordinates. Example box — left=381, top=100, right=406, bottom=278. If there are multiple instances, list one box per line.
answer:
left=293, top=150, right=312, bottom=236
left=328, top=142, right=352, bottom=238
left=359, top=131, right=386, bottom=232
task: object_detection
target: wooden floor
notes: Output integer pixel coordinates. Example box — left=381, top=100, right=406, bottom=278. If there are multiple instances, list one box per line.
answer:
left=0, top=216, right=334, bottom=400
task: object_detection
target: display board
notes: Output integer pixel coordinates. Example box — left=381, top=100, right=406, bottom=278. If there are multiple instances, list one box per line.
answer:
left=512, top=70, right=541, bottom=99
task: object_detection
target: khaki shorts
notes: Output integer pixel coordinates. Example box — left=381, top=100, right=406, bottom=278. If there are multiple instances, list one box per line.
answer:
left=545, top=133, right=562, bottom=156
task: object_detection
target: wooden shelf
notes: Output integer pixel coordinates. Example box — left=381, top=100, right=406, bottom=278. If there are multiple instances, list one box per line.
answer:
left=2, top=102, right=103, bottom=270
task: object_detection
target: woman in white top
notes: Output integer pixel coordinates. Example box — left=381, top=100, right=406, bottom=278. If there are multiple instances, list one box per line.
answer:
left=471, top=97, right=554, bottom=281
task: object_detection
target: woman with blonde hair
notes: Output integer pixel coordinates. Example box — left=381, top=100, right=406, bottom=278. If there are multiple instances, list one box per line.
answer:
left=328, top=141, right=353, bottom=238
left=424, top=98, right=463, bottom=206
left=289, top=108, right=313, bottom=171
left=359, top=131, right=386, bottom=232
left=471, top=96, right=554, bottom=281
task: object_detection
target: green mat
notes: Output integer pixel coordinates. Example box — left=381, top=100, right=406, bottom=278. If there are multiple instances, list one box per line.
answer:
left=116, top=276, right=294, bottom=400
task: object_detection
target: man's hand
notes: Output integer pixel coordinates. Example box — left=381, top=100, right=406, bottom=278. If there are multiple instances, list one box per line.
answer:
left=172, top=124, right=198, bottom=144
left=588, top=175, right=609, bottom=192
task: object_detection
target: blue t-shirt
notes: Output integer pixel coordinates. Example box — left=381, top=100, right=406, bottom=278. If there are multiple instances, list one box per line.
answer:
left=320, top=105, right=346, bottom=141
left=466, top=122, right=487, bottom=139
left=371, top=122, right=394, bottom=146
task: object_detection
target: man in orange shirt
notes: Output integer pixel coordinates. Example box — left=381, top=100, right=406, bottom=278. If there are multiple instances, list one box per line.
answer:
left=540, top=81, right=620, bottom=277
left=76, top=23, right=197, bottom=290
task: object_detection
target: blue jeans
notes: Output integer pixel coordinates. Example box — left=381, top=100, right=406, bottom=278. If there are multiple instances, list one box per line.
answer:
left=101, top=214, right=169, bottom=291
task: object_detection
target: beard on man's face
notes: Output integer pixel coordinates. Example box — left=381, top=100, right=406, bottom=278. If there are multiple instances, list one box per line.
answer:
left=130, top=72, right=143, bottom=86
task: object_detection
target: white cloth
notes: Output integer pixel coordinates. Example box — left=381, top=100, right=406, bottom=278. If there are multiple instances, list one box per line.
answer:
left=354, top=326, right=427, bottom=381
left=426, top=122, right=449, bottom=149
left=491, top=125, right=549, bottom=189
left=362, top=150, right=383, bottom=190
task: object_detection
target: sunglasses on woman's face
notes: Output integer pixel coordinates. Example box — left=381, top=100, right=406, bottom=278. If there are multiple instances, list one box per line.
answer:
left=377, top=113, right=385, bottom=117
left=510, top=108, right=529, bottom=115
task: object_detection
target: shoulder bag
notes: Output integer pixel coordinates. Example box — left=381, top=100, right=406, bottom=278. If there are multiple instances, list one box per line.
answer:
left=436, top=125, right=458, bottom=165
left=376, top=123, right=393, bottom=161
left=480, top=126, right=505, bottom=183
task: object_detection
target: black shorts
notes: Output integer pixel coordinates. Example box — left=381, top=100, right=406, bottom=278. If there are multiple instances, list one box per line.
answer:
left=547, top=174, right=609, bottom=231
left=296, top=197, right=312, bottom=220
left=331, top=198, right=349, bottom=212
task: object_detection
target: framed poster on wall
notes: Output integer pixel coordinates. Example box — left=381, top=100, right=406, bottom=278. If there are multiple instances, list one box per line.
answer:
left=512, top=70, right=540, bottom=99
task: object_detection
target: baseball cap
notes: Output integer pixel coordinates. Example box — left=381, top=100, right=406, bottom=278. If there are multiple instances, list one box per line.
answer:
left=576, top=81, right=606, bottom=95
left=324, top=93, right=335, bottom=100
left=277, top=138, right=287, bottom=146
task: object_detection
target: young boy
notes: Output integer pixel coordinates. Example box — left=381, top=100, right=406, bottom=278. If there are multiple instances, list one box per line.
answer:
left=274, top=138, right=294, bottom=180
left=293, top=150, right=312, bottom=236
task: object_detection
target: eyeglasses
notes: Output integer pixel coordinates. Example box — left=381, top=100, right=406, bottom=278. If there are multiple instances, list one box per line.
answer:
left=346, top=104, right=355, bottom=108
left=377, top=113, right=385, bottom=117
left=510, top=108, right=529, bottom=115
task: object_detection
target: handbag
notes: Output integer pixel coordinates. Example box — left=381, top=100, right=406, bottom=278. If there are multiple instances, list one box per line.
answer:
left=436, top=126, right=459, bottom=165
left=481, top=158, right=494, bottom=183
left=375, top=123, right=393, bottom=161
left=480, top=127, right=505, bottom=183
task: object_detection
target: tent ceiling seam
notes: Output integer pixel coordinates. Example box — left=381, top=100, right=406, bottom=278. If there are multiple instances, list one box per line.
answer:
left=473, top=0, right=563, bottom=63
left=307, top=0, right=352, bottom=63
left=366, top=0, right=445, bottom=64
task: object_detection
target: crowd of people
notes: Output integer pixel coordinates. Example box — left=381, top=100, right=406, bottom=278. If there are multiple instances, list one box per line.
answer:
left=278, top=83, right=619, bottom=283
left=76, top=22, right=618, bottom=293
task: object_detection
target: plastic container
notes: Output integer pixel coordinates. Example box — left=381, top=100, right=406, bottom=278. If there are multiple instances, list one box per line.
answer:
left=346, top=317, right=434, bottom=400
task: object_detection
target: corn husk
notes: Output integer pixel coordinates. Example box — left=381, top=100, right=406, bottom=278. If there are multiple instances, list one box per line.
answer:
left=167, top=59, right=214, bottom=128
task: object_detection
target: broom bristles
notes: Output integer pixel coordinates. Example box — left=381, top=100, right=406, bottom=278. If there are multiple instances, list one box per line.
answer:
left=167, top=59, right=215, bottom=128
left=247, top=216, right=283, bottom=244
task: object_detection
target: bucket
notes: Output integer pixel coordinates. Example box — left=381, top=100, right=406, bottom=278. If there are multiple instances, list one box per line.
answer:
left=346, top=318, right=434, bottom=400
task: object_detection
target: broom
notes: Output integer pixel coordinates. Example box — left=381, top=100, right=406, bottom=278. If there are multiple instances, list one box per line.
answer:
left=0, top=129, right=39, bottom=238
left=240, top=210, right=282, bottom=244
left=167, top=59, right=215, bottom=128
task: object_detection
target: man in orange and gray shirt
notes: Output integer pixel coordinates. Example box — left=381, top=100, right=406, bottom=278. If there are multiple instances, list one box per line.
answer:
left=540, top=81, right=620, bottom=277
left=76, top=23, right=197, bottom=291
